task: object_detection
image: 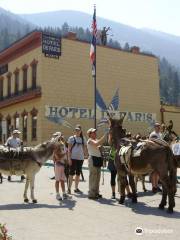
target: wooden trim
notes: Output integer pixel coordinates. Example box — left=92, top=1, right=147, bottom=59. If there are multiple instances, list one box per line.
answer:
left=13, top=111, right=20, bottom=119
left=0, top=31, right=42, bottom=65
left=6, top=114, right=11, bottom=121
left=22, top=64, right=29, bottom=70
left=30, top=107, right=38, bottom=116
left=21, top=110, right=28, bottom=117
left=30, top=59, right=38, bottom=66
left=13, top=68, right=20, bottom=74
left=0, top=88, right=41, bottom=109
left=163, top=110, right=180, bottom=114
left=6, top=72, right=12, bottom=78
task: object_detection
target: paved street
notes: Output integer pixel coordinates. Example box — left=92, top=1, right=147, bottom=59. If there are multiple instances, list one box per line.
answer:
left=0, top=163, right=180, bottom=240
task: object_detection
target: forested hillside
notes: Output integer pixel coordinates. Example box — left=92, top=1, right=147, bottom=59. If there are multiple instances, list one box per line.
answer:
left=0, top=19, right=179, bottom=106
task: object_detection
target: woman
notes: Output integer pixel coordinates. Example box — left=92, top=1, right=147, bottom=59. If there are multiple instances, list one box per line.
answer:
left=87, top=128, right=107, bottom=199
left=67, top=125, right=87, bottom=194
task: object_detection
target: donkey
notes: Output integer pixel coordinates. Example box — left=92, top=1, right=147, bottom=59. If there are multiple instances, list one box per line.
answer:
left=0, top=138, right=58, bottom=203
left=109, top=117, right=177, bottom=213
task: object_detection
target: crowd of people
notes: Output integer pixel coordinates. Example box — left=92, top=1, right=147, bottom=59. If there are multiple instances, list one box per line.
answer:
left=0, top=120, right=179, bottom=202
left=50, top=120, right=179, bottom=201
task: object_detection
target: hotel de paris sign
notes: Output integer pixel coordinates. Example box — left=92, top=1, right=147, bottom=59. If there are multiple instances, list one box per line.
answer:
left=45, top=105, right=156, bottom=127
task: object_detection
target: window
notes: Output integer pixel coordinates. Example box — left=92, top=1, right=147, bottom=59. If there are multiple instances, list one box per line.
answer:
left=32, top=116, right=37, bottom=140
left=0, top=77, right=4, bottom=100
left=31, top=107, right=38, bottom=140
left=6, top=115, right=11, bottom=137
left=14, top=69, right=19, bottom=95
left=7, top=73, right=12, bottom=97
left=14, top=112, right=20, bottom=130
left=22, top=65, right=28, bottom=92
left=22, top=110, right=28, bottom=141
left=31, top=59, right=38, bottom=89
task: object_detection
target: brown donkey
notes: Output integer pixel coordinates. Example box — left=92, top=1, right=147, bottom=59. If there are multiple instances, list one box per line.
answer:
left=109, top=117, right=177, bottom=213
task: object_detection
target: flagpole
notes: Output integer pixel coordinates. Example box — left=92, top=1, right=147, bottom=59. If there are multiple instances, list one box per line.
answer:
left=90, top=5, right=97, bottom=129
left=93, top=5, right=97, bottom=129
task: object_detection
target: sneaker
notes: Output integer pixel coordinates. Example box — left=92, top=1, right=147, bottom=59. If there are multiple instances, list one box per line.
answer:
left=157, top=187, right=162, bottom=192
left=88, top=196, right=98, bottom=200
left=111, top=193, right=116, bottom=199
left=127, top=193, right=133, bottom=198
left=74, top=188, right=83, bottom=194
left=67, top=188, right=71, bottom=194
left=21, top=175, right=25, bottom=181
left=96, top=194, right=102, bottom=199
left=50, top=176, right=55, bottom=180
left=152, top=187, right=157, bottom=193
left=63, top=193, right=68, bottom=199
left=56, top=193, right=62, bottom=201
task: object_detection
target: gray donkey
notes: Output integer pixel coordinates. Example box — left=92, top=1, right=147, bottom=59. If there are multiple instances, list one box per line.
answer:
left=0, top=137, right=59, bottom=203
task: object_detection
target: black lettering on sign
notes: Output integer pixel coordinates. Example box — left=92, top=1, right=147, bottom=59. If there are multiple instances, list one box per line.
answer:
left=0, top=64, right=8, bottom=76
left=42, top=33, right=61, bottom=59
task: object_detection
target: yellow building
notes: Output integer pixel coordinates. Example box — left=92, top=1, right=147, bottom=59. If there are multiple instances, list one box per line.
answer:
left=0, top=31, right=162, bottom=145
left=160, top=104, right=180, bottom=135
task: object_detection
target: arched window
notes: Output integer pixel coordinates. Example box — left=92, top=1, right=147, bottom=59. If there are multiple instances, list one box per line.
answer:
left=31, top=107, right=38, bottom=140
left=13, top=112, right=20, bottom=130
left=22, top=64, right=28, bottom=92
left=21, top=110, right=28, bottom=141
left=6, top=115, right=11, bottom=137
left=14, top=68, right=20, bottom=95
left=30, top=59, right=38, bottom=89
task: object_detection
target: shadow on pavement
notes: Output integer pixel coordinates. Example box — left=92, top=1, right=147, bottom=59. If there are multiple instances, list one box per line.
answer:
left=0, top=200, right=77, bottom=211
left=58, top=199, right=77, bottom=210
left=137, top=191, right=156, bottom=197
left=73, top=193, right=88, bottom=199
left=126, top=201, right=180, bottom=219
left=96, top=197, right=118, bottom=206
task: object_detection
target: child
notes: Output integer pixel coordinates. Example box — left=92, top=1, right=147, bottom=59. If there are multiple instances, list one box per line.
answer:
left=53, top=134, right=68, bottom=200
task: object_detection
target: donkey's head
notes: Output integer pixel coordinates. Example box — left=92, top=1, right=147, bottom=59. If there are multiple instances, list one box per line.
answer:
left=33, top=138, right=58, bottom=163
left=109, top=116, right=126, bottom=147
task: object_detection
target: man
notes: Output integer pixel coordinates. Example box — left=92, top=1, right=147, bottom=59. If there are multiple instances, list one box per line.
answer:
left=149, top=123, right=162, bottom=193
left=149, top=122, right=162, bottom=140
left=87, top=128, right=107, bottom=199
left=67, top=126, right=87, bottom=194
left=5, top=130, right=25, bottom=181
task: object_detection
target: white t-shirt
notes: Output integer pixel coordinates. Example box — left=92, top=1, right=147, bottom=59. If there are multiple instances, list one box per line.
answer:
left=5, top=137, right=21, bottom=148
left=68, top=135, right=87, bottom=160
left=87, top=138, right=101, bottom=157
left=172, top=143, right=180, bottom=156
left=149, top=131, right=162, bottom=140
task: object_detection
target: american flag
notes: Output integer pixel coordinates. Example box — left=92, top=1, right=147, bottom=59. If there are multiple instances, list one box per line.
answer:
left=90, top=6, right=97, bottom=76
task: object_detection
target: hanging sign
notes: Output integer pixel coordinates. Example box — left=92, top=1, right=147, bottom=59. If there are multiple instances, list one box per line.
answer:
left=42, top=33, right=61, bottom=59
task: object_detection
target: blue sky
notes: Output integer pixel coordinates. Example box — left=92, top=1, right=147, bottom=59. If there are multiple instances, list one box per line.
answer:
left=0, top=0, right=179, bottom=36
